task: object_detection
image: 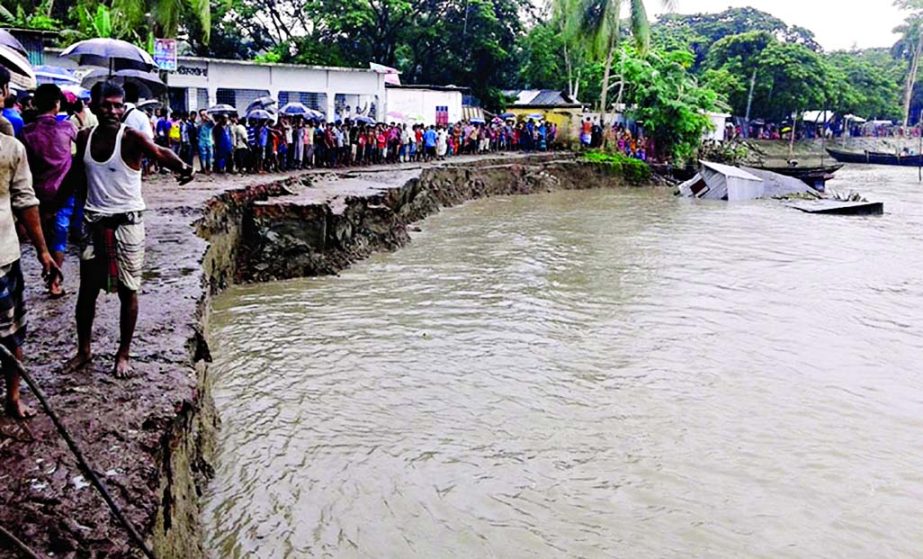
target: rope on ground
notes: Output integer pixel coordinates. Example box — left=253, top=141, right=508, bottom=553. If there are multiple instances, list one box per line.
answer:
left=0, top=346, right=157, bottom=559
left=0, top=523, right=41, bottom=559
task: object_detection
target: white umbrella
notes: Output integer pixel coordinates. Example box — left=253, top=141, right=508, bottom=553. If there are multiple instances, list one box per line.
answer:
left=0, top=44, right=36, bottom=90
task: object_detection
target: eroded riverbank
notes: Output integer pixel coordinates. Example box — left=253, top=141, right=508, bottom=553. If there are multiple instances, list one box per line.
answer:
left=0, top=152, right=637, bottom=558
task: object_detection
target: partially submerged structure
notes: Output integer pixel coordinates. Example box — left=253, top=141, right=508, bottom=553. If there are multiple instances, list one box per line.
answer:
left=677, top=161, right=769, bottom=201
left=677, top=161, right=883, bottom=215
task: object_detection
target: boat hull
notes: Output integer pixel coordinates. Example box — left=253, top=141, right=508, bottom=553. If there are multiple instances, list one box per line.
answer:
left=826, top=148, right=923, bottom=167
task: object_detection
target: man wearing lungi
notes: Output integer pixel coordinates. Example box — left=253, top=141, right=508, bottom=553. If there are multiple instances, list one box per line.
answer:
left=0, top=67, right=61, bottom=417
left=67, top=82, right=194, bottom=378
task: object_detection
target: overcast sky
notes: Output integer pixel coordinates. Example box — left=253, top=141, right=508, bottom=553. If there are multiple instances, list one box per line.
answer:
left=650, top=0, right=906, bottom=51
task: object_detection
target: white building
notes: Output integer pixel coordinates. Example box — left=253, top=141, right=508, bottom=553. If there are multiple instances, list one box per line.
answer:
left=384, top=84, right=465, bottom=126
left=704, top=112, right=732, bottom=141
left=51, top=51, right=389, bottom=121
left=167, top=57, right=388, bottom=120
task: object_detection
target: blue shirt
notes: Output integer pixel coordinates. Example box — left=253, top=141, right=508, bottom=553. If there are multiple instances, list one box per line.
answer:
left=423, top=129, right=437, bottom=148
left=2, top=109, right=23, bottom=137
left=198, top=121, right=214, bottom=146
left=156, top=117, right=171, bottom=138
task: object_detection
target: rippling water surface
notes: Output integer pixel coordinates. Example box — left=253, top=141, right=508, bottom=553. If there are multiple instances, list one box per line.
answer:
left=203, top=165, right=923, bottom=558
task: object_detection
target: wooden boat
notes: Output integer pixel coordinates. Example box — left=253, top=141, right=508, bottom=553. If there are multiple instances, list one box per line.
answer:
left=755, top=163, right=842, bottom=190
left=826, top=147, right=923, bottom=167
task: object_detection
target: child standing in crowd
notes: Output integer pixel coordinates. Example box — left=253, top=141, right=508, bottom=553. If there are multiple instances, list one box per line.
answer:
left=258, top=120, right=271, bottom=173
left=168, top=112, right=181, bottom=154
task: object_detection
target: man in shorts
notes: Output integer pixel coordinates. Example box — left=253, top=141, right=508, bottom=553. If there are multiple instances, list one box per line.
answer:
left=0, top=67, right=61, bottom=417
left=67, top=82, right=194, bottom=378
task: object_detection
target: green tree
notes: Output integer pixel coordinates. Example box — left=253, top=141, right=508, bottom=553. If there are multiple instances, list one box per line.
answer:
left=653, top=7, right=820, bottom=69
left=754, top=42, right=835, bottom=121
left=894, top=0, right=923, bottom=125
left=516, top=22, right=569, bottom=90
left=566, top=0, right=675, bottom=125
left=705, top=31, right=775, bottom=119
left=620, top=46, right=720, bottom=162
left=826, top=51, right=903, bottom=119
left=109, top=0, right=213, bottom=43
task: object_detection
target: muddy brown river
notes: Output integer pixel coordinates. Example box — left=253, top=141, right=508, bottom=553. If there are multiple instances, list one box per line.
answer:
left=203, top=165, right=923, bottom=558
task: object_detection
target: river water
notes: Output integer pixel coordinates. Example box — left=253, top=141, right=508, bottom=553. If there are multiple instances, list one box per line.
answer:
left=202, top=165, right=923, bottom=558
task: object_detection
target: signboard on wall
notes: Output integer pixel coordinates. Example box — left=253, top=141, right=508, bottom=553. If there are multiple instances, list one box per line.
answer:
left=436, top=105, right=449, bottom=126
left=153, top=38, right=177, bottom=71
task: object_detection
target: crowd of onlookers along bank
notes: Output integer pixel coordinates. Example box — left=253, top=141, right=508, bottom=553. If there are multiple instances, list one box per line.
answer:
left=140, top=108, right=560, bottom=176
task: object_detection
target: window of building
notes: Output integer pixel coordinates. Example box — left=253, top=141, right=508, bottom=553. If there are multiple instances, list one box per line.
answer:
left=216, top=88, right=271, bottom=114
left=196, top=88, right=209, bottom=111
left=279, top=91, right=327, bottom=113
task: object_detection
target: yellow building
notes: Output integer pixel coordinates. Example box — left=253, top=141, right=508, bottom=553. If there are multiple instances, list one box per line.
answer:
left=501, top=90, right=585, bottom=144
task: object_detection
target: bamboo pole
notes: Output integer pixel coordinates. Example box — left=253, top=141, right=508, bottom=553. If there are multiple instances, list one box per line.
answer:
left=0, top=346, right=157, bottom=559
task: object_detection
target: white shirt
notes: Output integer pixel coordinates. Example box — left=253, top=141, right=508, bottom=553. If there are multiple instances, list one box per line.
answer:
left=84, top=125, right=145, bottom=214
left=0, top=135, right=39, bottom=267
left=122, top=103, right=154, bottom=140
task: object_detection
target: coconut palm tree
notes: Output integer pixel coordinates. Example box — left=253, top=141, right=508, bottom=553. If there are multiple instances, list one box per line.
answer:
left=550, top=0, right=584, bottom=100
left=894, top=0, right=923, bottom=126
left=564, top=0, right=675, bottom=125
left=111, top=0, right=213, bottom=43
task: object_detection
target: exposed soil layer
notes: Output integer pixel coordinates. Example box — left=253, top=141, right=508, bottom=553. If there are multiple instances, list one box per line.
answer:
left=0, top=152, right=628, bottom=558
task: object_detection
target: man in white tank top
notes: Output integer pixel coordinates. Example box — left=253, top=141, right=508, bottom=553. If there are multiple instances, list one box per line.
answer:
left=66, top=81, right=194, bottom=379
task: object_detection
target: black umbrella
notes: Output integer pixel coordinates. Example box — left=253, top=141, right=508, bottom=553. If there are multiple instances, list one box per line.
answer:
left=82, top=68, right=166, bottom=96
left=61, top=38, right=156, bottom=74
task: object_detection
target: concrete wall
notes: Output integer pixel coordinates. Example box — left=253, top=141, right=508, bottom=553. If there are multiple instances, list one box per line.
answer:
left=168, top=58, right=387, bottom=119
left=385, top=88, right=463, bottom=125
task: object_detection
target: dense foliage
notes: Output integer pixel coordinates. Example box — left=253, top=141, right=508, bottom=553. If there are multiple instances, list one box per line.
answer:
left=584, top=149, right=652, bottom=184
left=651, top=6, right=907, bottom=122
left=620, top=47, right=719, bottom=162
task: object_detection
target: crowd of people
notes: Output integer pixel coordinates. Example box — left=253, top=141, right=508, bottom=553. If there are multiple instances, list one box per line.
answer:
left=0, top=72, right=194, bottom=418
left=579, top=117, right=652, bottom=161
left=134, top=107, right=560, bottom=176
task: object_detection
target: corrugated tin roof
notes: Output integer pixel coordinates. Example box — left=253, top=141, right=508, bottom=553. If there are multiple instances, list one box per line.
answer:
left=530, top=90, right=570, bottom=105
left=502, top=89, right=577, bottom=106
left=700, top=161, right=762, bottom=182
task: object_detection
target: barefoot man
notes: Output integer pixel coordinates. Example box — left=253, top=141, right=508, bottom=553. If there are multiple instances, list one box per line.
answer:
left=68, top=82, right=194, bottom=378
left=0, top=67, right=62, bottom=417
